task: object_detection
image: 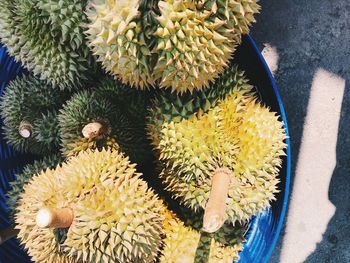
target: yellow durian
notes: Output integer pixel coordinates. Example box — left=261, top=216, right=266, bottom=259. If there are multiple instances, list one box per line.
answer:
left=15, top=149, right=164, bottom=262
left=160, top=209, right=245, bottom=262
left=148, top=67, right=286, bottom=232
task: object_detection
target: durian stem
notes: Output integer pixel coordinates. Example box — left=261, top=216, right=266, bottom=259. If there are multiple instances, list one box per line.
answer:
left=82, top=122, right=106, bottom=139
left=36, top=207, right=74, bottom=228
left=18, top=121, right=33, bottom=138
left=0, top=225, right=18, bottom=244
left=202, top=168, right=232, bottom=233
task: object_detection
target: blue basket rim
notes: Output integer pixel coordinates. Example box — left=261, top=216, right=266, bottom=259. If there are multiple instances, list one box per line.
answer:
left=245, top=34, right=292, bottom=263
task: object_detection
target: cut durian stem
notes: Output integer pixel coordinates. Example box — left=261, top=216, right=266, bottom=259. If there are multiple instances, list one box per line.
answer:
left=36, top=207, right=74, bottom=228
left=18, top=121, right=33, bottom=138
left=202, top=168, right=232, bottom=233
left=82, top=122, right=107, bottom=139
left=0, top=225, right=18, bottom=244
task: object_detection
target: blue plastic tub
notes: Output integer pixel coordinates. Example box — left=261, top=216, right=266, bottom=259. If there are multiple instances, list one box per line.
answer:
left=0, top=35, right=291, bottom=263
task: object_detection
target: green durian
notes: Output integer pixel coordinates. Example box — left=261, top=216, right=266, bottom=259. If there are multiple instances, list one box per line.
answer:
left=94, top=76, right=151, bottom=123
left=58, top=80, right=151, bottom=164
left=160, top=209, right=245, bottom=263
left=0, top=0, right=95, bottom=88
left=0, top=75, right=70, bottom=154
left=15, top=149, right=164, bottom=263
left=6, top=154, right=63, bottom=222
left=147, top=67, right=287, bottom=231
left=86, top=0, right=159, bottom=89
left=0, top=1, right=22, bottom=56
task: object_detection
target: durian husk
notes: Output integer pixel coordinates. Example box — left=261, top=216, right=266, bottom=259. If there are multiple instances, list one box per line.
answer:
left=160, top=210, right=244, bottom=263
left=15, top=165, right=77, bottom=263
left=6, top=154, right=63, bottom=223
left=0, top=75, right=70, bottom=154
left=86, top=0, right=158, bottom=89
left=153, top=0, right=236, bottom=93
left=59, top=88, right=150, bottom=164
left=0, top=1, right=22, bottom=56
left=199, top=0, right=260, bottom=35
left=94, top=76, right=151, bottom=123
left=64, top=137, right=120, bottom=158
left=147, top=66, right=253, bottom=152
left=15, top=149, right=164, bottom=263
left=33, top=110, right=61, bottom=152
left=86, top=0, right=259, bottom=93
left=148, top=67, right=287, bottom=223
left=0, top=0, right=94, bottom=88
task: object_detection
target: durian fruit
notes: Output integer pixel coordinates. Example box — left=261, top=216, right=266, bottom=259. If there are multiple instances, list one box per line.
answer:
left=94, top=76, right=151, bottom=123
left=15, top=149, right=164, bottom=263
left=0, top=155, right=63, bottom=245
left=59, top=80, right=151, bottom=164
left=197, top=0, right=260, bottom=35
left=147, top=67, right=287, bottom=232
left=0, top=75, right=70, bottom=154
left=86, top=0, right=159, bottom=89
left=7, top=154, right=63, bottom=222
left=0, top=0, right=95, bottom=88
left=87, top=0, right=259, bottom=93
left=147, top=65, right=253, bottom=148
left=153, top=0, right=259, bottom=93
left=153, top=0, right=236, bottom=93
left=160, top=209, right=245, bottom=263
left=0, top=1, right=21, bottom=56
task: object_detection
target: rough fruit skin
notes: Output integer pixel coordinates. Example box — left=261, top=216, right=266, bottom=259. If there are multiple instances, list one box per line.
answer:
left=86, top=0, right=159, bottom=89
left=153, top=0, right=235, bottom=93
left=160, top=210, right=244, bottom=263
left=94, top=76, right=151, bottom=124
left=59, top=81, right=151, bottom=164
left=0, top=75, right=70, bottom=155
left=59, top=89, right=119, bottom=156
left=6, top=154, right=63, bottom=223
left=0, top=0, right=96, bottom=89
left=153, top=0, right=260, bottom=93
left=86, top=0, right=259, bottom=93
left=147, top=67, right=287, bottom=224
left=160, top=95, right=286, bottom=223
left=147, top=65, right=253, bottom=150
left=199, top=0, right=260, bottom=35
left=33, top=111, right=62, bottom=150
left=15, top=149, right=164, bottom=263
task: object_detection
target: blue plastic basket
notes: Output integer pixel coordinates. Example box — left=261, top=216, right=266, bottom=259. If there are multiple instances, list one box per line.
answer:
left=0, top=35, right=291, bottom=263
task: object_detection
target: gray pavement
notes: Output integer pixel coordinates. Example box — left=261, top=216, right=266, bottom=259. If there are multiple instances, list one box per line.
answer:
left=250, top=1, right=350, bottom=262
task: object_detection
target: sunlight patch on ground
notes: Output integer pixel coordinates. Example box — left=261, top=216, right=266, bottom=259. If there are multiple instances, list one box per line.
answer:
left=261, top=43, right=279, bottom=76
left=280, top=69, right=345, bottom=263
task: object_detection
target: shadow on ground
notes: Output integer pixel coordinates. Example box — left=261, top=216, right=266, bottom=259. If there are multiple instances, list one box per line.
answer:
left=251, top=0, right=350, bottom=262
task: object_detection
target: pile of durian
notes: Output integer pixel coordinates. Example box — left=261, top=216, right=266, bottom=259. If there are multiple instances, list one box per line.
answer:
left=0, top=0, right=288, bottom=262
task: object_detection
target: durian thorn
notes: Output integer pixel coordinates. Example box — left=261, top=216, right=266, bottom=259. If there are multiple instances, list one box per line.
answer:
left=0, top=225, right=18, bottom=244
left=82, top=122, right=107, bottom=139
left=202, top=168, right=232, bottom=233
left=36, top=207, right=74, bottom=228
left=18, top=121, right=33, bottom=138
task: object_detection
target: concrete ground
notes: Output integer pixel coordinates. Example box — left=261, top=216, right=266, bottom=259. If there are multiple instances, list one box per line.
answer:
left=250, top=1, right=350, bottom=263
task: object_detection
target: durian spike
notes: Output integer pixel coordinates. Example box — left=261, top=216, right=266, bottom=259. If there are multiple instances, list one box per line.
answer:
left=202, top=168, right=232, bottom=233
left=36, top=207, right=74, bottom=228
left=82, top=122, right=106, bottom=139
left=0, top=225, right=18, bottom=244
left=18, top=121, right=33, bottom=138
